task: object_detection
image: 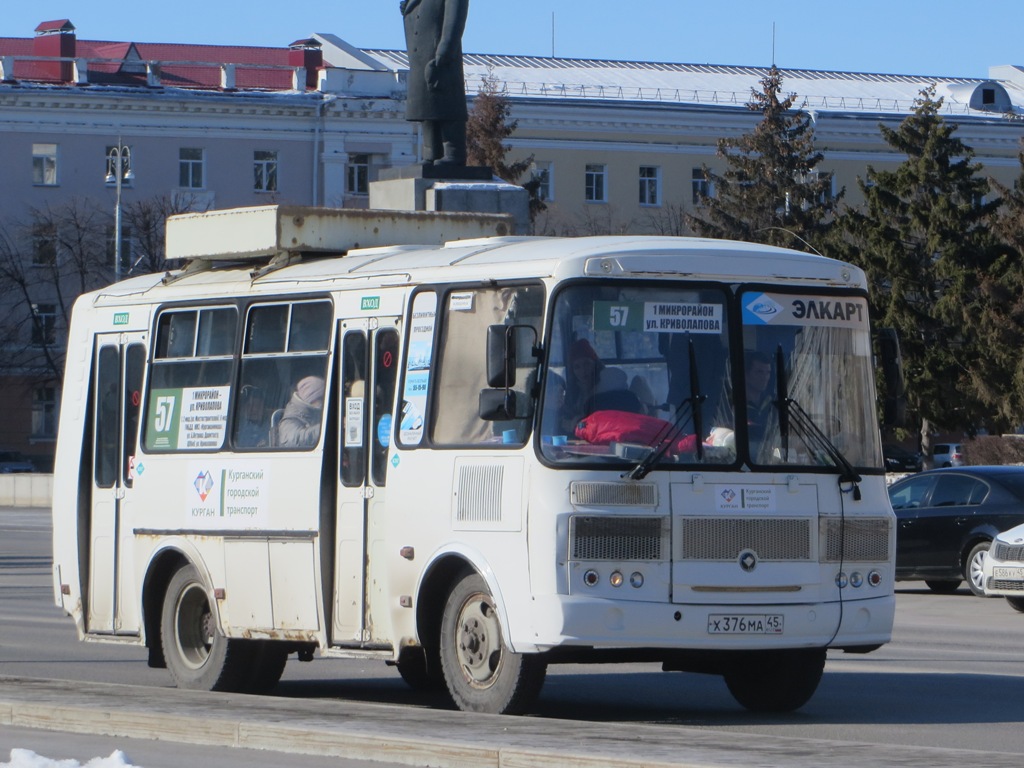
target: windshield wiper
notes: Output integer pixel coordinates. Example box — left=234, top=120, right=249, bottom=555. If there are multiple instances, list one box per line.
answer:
left=772, top=345, right=861, bottom=498
left=626, top=337, right=705, bottom=480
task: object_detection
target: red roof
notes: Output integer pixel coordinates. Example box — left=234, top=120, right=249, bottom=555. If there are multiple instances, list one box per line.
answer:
left=0, top=26, right=320, bottom=90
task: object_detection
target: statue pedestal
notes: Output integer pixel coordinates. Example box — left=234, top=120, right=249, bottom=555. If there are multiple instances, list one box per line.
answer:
left=371, top=165, right=530, bottom=235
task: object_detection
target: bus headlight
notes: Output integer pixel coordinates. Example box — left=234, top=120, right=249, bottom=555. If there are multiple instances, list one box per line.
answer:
left=609, top=571, right=624, bottom=588
left=850, top=572, right=864, bottom=588
left=868, top=570, right=882, bottom=587
left=583, top=569, right=599, bottom=587
left=835, top=572, right=848, bottom=588
left=630, top=571, right=644, bottom=589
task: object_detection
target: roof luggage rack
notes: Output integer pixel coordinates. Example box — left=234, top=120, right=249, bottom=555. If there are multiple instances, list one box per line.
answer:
left=163, top=205, right=514, bottom=283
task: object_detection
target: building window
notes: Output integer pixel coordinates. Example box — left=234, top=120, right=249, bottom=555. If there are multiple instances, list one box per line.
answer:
left=347, top=154, right=370, bottom=195
left=179, top=148, right=205, bottom=189
left=585, top=164, right=606, bottom=203
left=32, top=386, right=58, bottom=439
left=532, top=161, right=553, bottom=201
left=254, top=150, right=278, bottom=192
left=31, top=303, right=56, bottom=347
left=32, top=144, right=58, bottom=186
left=692, top=167, right=712, bottom=204
left=639, top=166, right=661, bottom=207
left=801, top=170, right=835, bottom=204
left=32, top=225, right=57, bottom=268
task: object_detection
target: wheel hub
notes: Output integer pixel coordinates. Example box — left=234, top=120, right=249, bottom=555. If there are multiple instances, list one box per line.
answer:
left=456, top=594, right=502, bottom=686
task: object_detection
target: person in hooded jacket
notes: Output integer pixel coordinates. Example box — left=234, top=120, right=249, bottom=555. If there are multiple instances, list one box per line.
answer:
left=277, top=375, right=325, bottom=448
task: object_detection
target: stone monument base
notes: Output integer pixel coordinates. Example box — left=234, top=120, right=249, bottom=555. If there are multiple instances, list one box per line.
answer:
left=371, top=165, right=530, bottom=235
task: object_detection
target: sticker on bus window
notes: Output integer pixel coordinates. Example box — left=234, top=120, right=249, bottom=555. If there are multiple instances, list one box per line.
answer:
left=449, top=292, right=475, bottom=311
left=594, top=301, right=723, bottom=334
left=743, top=293, right=868, bottom=330
left=146, top=386, right=229, bottom=451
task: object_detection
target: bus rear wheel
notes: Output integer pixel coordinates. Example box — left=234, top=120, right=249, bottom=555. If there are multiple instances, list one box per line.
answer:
left=723, top=648, right=826, bottom=712
left=160, top=564, right=251, bottom=692
left=439, top=571, right=546, bottom=714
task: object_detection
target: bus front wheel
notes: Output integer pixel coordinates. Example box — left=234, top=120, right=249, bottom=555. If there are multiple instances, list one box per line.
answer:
left=439, top=571, right=546, bottom=714
left=160, top=564, right=251, bottom=692
left=723, top=648, right=825, bottom=712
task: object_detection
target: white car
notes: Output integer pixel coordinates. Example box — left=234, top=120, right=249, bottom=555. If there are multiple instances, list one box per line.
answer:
left=932, top=443, right=964, bottom=468
left=982, top=522, right=1024, bottom=611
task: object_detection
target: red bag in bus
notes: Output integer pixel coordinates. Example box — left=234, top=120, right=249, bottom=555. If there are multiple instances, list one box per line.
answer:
left=574, top=410, right=697, bottom=454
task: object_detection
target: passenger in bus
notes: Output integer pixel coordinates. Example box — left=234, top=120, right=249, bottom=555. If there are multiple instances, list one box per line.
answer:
left=235, top=385, right=268, bottom=447
left=745, top=351, right=774, bottom=429
left=277, top=375, right=326, bottom=448
left=560, top=339, right=602, bottom=433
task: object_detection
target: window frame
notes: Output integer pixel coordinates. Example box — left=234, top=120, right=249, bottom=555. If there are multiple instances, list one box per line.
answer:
left=346, top=154, right=370, bottom=196
left=584, top=164, right=607, bottom=203
left=32, top=143, right=58, bottom=186
left=178, top=148, right=205, bottom=190
left=639, top=165, right=661, bottom=207
left=253, top=150, right=278, bottom=193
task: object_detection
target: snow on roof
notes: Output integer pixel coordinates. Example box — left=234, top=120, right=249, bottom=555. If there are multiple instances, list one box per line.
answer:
left=363, top=49, right=1024, bottom=117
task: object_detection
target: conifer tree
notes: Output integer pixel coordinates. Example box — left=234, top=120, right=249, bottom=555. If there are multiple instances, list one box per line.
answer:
left=836, top=86, right=1005, bottom=449
left=465, top=72, right=545, bottom=218
left=977, top=145, right=1024, bottom=426
left=687, top=66, right=840, bottom=252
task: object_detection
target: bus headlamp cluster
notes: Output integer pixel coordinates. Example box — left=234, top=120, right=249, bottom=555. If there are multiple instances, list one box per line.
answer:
left=583, top=569, right=644, bottom=589
left=835, top=570, right=883, bottom=589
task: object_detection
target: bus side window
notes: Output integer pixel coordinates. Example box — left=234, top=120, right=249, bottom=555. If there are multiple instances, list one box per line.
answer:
left=371, top=329, right=399, bottom=485
left=341, top=331, right=368, bottom=486
left=95, top=345, right=120, bottom=488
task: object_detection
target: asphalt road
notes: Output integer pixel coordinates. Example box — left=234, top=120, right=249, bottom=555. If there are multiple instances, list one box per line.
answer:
left=3, top=505, right=1024, bottom=765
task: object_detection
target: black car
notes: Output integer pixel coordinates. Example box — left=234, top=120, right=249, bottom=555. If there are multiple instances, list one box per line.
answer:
left=889, top=466, right=1024, bottom=596
left=883, top=443, right=922, bottom=473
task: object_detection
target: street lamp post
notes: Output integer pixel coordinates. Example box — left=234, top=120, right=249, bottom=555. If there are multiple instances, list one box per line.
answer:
left=105, top=140, right=134, bottom=282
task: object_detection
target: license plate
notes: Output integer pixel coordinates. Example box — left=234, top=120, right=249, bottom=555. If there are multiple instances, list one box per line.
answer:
left=993, top=567, right=1024, bottom=580
left=707, top=614, right=784, bottom=634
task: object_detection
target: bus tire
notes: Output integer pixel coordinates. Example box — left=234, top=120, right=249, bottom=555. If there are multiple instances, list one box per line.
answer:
left=244, top=641, right=289, bottom=694
left=160, top=564, right=251, bottom=692
left=723, top=648, right=825, bottom=712
left=439, top=571, right=546, bottom=714
left=395, top=646, right=445, bottom=692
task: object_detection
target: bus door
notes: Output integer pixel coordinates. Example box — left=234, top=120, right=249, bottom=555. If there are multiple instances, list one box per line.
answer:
left=332, top=318, right=401, bottom=645
left=88, top=332, right=146, bottom=634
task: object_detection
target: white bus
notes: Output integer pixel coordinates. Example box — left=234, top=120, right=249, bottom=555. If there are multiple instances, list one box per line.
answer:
left=52, top=205, right=895, bottom=714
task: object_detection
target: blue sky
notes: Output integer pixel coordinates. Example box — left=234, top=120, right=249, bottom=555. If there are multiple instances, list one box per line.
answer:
left=4, top=1, right=1021, bottom=79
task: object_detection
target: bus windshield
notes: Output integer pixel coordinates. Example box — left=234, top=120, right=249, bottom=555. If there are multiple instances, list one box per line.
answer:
left=538, top=283, right=882, bottom=472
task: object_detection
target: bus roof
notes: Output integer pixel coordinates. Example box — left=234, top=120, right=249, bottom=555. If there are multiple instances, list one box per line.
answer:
left=90, top=208, right=866, bottom=306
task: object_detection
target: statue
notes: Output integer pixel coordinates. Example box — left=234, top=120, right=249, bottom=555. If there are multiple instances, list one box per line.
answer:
left=400, top=0, right=470, bottom=166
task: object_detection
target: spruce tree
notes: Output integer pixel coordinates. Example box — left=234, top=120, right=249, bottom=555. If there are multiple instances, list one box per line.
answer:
left=836, top=86, right=1005, bottom=450
left=978, top=145, right=1024, bottom=426
left=687, top=65, right=840, bottom=252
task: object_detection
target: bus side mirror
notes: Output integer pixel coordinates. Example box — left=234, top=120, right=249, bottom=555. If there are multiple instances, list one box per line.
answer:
left=486, top=325, right=516, bottom=388
left=479, top=389, right=517, bottom=421
left=877, top=328, right=907, bottom=427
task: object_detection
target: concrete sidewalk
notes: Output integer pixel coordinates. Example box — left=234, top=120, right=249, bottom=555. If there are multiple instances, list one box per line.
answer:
left=0, top=675, right=1020, bottom=768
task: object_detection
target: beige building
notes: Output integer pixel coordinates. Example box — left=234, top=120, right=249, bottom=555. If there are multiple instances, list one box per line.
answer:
left=1, top=18, right=1023, bottom=466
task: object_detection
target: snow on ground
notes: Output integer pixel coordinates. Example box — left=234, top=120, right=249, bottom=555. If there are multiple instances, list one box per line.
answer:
left=1, top=750, right=141, bottom=768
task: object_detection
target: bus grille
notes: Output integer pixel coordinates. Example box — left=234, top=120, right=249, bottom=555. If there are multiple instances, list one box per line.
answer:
left=993, top=543, right=1024, bottom=562
left=571, top=516, right=666, bottom=561
left=820, top=517, right=891, bottom=563
left=456, top=464, right=503, bottom=523
left=570, top=482, right=658, bottom=507
left=680, top=518, right=811, bottom=561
